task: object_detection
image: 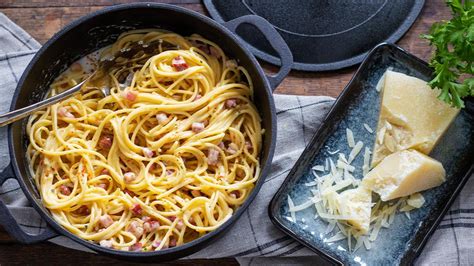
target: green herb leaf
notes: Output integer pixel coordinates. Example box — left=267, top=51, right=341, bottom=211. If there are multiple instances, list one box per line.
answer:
left=421, top=0, right=474, bottom=108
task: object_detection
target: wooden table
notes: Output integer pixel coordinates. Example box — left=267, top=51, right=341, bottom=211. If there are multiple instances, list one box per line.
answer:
left=0, top=0, right=450, bottom=264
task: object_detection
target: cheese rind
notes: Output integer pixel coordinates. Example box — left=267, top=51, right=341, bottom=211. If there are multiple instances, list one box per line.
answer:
left=371, top=70, right=459, bottom=166
left=362, top=150, right=445, bottom=201
left=338, top=187, right=372, bottom=234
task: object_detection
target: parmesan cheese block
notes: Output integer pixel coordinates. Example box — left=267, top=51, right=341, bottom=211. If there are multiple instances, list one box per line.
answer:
left=338, top=187, right=372, bottom=234
left=371, top=70, right=459, bottom=166
left=362, top=150, right=445, bottom=201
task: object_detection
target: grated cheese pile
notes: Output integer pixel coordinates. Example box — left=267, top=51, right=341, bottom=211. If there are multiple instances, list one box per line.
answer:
left=288, top=125, right=426, bottom=252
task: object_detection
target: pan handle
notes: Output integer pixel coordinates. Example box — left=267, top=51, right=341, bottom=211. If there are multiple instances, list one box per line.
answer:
left=0, top=164, right=58, bottom=243
left=223, top=15, right=293, bottom=91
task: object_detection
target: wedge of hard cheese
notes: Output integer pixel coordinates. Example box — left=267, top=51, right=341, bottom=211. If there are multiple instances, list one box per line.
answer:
left=371, top=70, right=459, bottom=166
left=338, top=187, right=372, bottom=234
left=362, top=150, right=445, bottom=201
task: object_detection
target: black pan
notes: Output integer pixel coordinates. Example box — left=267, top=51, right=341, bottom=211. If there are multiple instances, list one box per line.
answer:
left=0, top=3, right=293, bottom=261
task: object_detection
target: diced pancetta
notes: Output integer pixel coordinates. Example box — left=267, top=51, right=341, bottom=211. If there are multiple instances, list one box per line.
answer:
left=124, top=172, right=136, bottom=183
left=127, top=221, right=144, bottom=238
left=156, top=113, right=168, bottom=125
left=99, top=215, right=113, bottom=228
left=143, top=148, right=154, bottom=158
left=59, top=185, right=71, bottom=195
left=192, top=122, right=205, bottom=133
left=172, top=56, right=188, bottom=71
left=98, top=135, right=113, bottom=149
left=225, top=99, right=237, bottom=108
left=58, top=107, right=74, bottom=118
left=207, top=148, right=219, bottom=165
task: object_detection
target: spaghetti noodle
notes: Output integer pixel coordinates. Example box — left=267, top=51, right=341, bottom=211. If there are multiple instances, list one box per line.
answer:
left=26, top=29, right=263, bottom=252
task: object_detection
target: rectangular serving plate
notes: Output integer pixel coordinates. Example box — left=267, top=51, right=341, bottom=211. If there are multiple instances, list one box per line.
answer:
left=269, top=43, right=474, bottom=265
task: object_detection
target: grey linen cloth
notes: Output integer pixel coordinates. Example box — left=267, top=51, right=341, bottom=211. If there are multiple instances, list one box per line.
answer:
left=1, top=13, right=473, bottom=266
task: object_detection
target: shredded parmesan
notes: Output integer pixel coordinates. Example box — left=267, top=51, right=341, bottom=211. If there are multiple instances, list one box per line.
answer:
left=289, top=196, right=321, bottom=212
left=288, top=116, right=428, bottom=252
left=337, top=160, right=355, bottom=172
left=348, top=141, right=364, bottom=163
left=312, top=165, right=325, bottom=172
left=326, top=231, right=346, bottom=243
left=346, top=128, right=355, bottom=148
left=377, top=126, right=386, bottom=144
left=287, top=196, right=296, bottom=222
left=329, top=158, right=337, bottom=176
left=362, top=147, right=371, bottom=176
left=363, top=123, right=374, bottom=133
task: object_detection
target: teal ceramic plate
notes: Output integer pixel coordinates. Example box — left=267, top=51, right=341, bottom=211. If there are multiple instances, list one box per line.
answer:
left=269, top=43, right=474, bottom=265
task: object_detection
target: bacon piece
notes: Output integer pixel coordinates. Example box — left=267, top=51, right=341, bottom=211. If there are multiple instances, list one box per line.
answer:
left=98, top=135, right=113, bottom=149
left=100, top=169, right=110, bottom=175
left=70, top=62, right=83, bottom=72
left=169, top=216, right=176, bottom=222
left=144, top=220, right=160, bottom=233
left=172, top=56, right=188, bottom=71
left=127, top=221, right=144, bottom=238
left=175, top=219, right=184, bottom=230
left=124, top=189, right=136, bottom=196
left=124, top=172, right=136, bottom=183
left=207, top=148, right=219, bottom=166
left=236, top=169, right=245, bottom=178
left=142, top=148, right=154, bottom=158
left=191, top=122, right=205, bottom=133
left=58, top=107, right=74, bottom=118
left=99, top=239, right=113, bottom=248
left=193, top=94, right=202, bottom=101
left=245, top=141, right=253, bottom=150
left=141, top=216, right=151, bottom=223
left=156, top=113, right=168, bottom=125
left=59, top=185, right=71, bottom=195
left=122, top=89, right=138, bottom=102
left=97, top=183, right=108, bottom=190
left=230, top=191, right=241, bottom=199
left=76, top=205, right=89, bottom=215
left=99, top=215, right=113, bottom=228
left=131, top=204, right=142, bottom=215
left=217, top=142, right=225, bottom=149
left=169, top=237, right=177, bottom=247
left=152, top=240, right=162, bottom=248
left=227, top=143, right=239, bottom=155
left=129, top=242, right=143, bottom=251
left=225, top=99, right=237, bottom=108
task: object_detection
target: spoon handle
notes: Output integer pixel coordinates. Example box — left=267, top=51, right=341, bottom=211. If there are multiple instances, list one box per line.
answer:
left=0, top=79, right=86, bottom=127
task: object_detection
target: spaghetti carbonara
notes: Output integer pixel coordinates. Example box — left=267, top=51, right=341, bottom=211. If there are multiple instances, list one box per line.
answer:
left=26, top=29, right=263, bottom=252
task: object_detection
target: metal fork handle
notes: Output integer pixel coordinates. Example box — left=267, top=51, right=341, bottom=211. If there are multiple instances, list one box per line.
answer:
left=0, top=79, right=87, bottom=127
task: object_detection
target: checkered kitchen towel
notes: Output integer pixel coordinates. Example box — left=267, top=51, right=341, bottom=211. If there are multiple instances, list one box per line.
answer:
left=1, top=13, right=473, bottom=265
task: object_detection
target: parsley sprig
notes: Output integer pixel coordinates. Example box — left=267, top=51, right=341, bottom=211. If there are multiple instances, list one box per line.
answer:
left=421, top=0, right=474, bottom=108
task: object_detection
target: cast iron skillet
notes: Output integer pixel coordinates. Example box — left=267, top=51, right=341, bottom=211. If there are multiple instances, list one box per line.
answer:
left=0, top=3, right=293, bottom=261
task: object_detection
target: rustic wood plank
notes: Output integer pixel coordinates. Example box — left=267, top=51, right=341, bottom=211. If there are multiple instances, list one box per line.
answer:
left=0, top=4, right=206, bottom=44
left=0, top=0, right=201, bottom=8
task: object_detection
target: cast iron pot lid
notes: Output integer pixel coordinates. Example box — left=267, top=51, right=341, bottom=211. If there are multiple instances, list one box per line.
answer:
left=203, top=0, right=425, bottom=71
